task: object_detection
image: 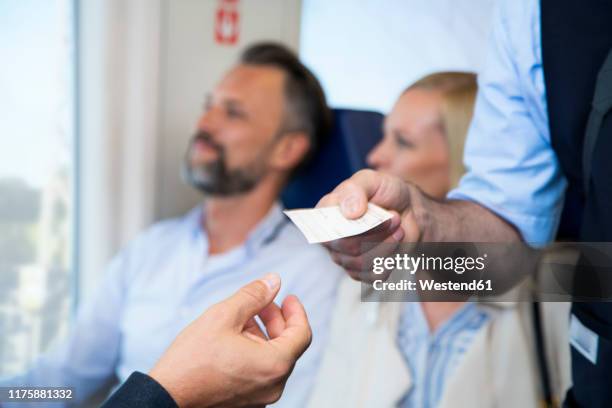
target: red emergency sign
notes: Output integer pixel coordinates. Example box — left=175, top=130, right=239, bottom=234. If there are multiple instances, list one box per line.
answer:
left=215, top=0, right=240, bottom=45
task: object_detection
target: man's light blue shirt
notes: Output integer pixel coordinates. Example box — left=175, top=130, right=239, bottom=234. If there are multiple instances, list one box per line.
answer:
left=448, top=0, right=566, bottom=246
left=4, top=202, right=342, bottom=407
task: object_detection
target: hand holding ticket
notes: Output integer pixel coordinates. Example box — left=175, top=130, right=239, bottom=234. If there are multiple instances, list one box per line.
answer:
left=284, top=203, right=393, bottom=244
left=305, top=170, right=410, bottom=281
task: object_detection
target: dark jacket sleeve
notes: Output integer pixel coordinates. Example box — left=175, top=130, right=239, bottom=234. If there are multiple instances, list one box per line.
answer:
left=100, top=372, right=179, bottom=408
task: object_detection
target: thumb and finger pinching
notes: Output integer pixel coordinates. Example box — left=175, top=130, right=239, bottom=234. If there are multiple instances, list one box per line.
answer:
left=224, top=273, right=282, bottom=329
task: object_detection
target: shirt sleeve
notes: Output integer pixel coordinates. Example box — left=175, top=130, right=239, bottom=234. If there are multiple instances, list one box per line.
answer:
left=447, top=0, right=567, bottom=246
left=0, top=249, right=132, bottom=407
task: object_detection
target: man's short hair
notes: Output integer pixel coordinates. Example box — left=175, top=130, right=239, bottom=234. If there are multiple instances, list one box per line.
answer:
left=240, top=42, right=331, bottom=170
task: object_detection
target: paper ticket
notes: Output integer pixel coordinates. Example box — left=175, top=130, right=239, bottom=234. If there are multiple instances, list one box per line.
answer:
left=283, top=203, right=393, bottom=244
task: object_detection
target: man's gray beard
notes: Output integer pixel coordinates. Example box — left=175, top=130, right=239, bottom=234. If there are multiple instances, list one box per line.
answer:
left=182, top=157, right=267, bottom=197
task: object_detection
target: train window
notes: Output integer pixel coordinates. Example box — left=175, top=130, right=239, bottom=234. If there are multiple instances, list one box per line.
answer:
left=0, top=0, right=77, bottom=376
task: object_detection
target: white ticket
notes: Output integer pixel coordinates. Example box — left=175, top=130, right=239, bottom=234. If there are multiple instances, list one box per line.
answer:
left=283, top=203, right=393, bottom=244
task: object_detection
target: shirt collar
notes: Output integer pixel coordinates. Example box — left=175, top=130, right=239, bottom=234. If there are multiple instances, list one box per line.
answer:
left=244, top=201, right=288, bottom=254
left=400, top=302, right=489, bottom=343
left=187, top=201, right=287, bottom=255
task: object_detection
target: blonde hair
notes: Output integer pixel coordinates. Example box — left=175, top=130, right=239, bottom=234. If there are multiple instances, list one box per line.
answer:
left=406, top=72, right=477, bottom=188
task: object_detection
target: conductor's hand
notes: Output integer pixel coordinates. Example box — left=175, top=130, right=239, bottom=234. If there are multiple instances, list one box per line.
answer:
left=149, top=273, right=312, bottom=408
left=317, top=169, right=421, bottom=282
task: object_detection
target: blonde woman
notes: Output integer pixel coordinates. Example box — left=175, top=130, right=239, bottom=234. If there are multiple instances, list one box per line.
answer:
left=308, top=73, right=570, bottom=408
left=367, top=73, right=481, bottom=338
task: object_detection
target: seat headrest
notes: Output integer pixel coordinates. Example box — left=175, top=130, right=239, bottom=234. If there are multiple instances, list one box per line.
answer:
left=282, top=108, right=384, bottom=209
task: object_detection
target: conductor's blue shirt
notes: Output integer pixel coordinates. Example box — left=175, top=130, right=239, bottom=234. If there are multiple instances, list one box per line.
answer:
left=448, top=0, right=567, bottom=246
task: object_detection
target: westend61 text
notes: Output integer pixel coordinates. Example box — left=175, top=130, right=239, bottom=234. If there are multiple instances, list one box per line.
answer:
left=372, top=279, right=493, bottom=292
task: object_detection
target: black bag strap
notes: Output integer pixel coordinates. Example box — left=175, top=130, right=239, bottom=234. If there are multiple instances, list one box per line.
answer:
left=583, top=48, right=612, bottom=195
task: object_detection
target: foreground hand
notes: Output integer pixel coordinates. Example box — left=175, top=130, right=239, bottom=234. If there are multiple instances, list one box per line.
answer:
left=149, top=274, right=312, bottom=408
left=317, top=169, right=421, bottom=281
